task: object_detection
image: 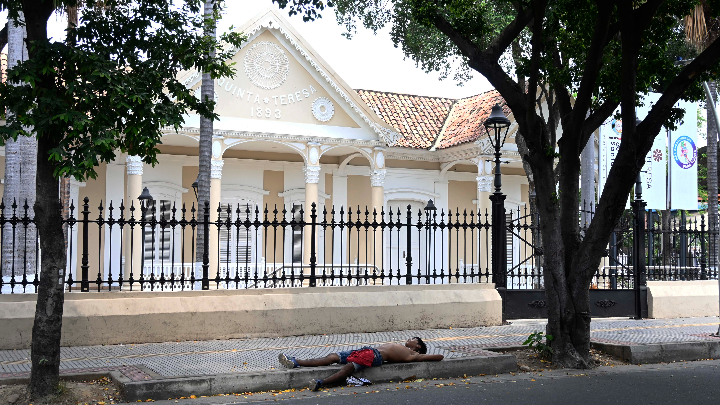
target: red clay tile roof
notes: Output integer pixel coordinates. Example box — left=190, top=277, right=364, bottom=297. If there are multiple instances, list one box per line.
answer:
left=437, top=90, right=509, bottom=149
left=356, top=89, right=454, bottom=149
left=1, top=53, right=7, bottom=83
left=356, top=88, right=507, bottom=150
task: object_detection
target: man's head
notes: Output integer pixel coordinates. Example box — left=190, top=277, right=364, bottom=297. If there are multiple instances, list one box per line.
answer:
left=405, top=337, right=427, bottom=354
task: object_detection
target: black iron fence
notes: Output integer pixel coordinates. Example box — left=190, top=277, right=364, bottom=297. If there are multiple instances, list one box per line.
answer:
left=0, top=196, right=717, bottom=294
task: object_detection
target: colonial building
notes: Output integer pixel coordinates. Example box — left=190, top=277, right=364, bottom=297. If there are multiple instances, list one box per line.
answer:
left=1, top=9, right=532, bottom=288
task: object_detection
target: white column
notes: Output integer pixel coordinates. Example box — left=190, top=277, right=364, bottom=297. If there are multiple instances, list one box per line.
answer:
left=124, top=155, right=143, bottom=280
left=370, top=168, right=386, bottom=270
left=332, top=174, right=348, bottom=264
left=303, top=164, right=321, bottom=265
left=476, top=159, right=493, bottom=280
left=104, top=162, right=125, bottom=280
left=209, top=159, right=224, bottom=281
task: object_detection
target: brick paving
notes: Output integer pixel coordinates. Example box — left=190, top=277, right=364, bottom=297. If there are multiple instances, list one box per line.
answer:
left=0, top=317, right=717, bottom=380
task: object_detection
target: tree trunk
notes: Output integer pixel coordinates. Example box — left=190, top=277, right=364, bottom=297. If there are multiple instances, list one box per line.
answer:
left=28, top=135, right=66, bottom=399
left=22, top=0, right=63, bottom=398
left=706, top=81, right=718, bottom=267
left=196, top=0, right=216, bottom=265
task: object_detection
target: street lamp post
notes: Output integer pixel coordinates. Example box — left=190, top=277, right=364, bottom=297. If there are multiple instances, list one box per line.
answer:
left=192, top=175, right=199, bottom=201
left=483, top=104, right=511, bottom=322
left=484, top=104, right=511, bottom=289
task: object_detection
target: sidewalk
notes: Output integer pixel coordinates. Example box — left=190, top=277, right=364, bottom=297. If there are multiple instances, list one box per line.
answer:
left=0, top=316, right=718, bottom=399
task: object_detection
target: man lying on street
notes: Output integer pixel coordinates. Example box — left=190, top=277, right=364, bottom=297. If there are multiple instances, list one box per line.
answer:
left=278, top=337, right=444, bottom=391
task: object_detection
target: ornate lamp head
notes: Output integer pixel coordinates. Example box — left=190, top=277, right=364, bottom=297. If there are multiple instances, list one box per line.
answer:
left=483, top=104, right=511, bottom=152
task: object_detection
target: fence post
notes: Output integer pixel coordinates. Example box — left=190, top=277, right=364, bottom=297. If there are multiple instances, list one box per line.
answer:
left=490, top=194, right=507, bottom=288
left=202, top=200, right=210, bottom=290
left=405, top=205, right=413, bottom=285
left=81, top=197, right=90, bottom=292
left=701, top=215, right=707, bottom=280
left=310, top=202, right=317, bottom=287
left=631, top=174, right=647, bottom=319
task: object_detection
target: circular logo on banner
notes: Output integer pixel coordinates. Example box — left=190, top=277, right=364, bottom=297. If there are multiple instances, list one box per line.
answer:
left=612, top=119, right=622, bottom=135
left=672, top=135, right=697, bottom=169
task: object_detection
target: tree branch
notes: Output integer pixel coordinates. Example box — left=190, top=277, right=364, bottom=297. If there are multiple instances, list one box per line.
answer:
left=484, top=5, right=534, bottom=61
left=432, top=13, right=526, bottom=115
left=568, top=1, right=613, bottom=137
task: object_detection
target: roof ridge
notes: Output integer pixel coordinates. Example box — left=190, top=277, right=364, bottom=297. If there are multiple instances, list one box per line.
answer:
left=429, top=99, right=459, bottom=151
left=355, top=88, right=456, bottom=101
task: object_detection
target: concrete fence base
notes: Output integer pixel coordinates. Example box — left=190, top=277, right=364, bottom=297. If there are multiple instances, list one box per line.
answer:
left=647, top=280, right=720, bottom=319
left=0, top=283, right=501, bottom=350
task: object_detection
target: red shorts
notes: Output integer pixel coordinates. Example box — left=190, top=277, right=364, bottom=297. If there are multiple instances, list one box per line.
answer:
left=346, top=348, right=376, bottom=367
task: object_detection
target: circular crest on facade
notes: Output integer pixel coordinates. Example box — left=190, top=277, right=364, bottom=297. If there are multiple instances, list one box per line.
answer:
left=244, top=41, right=290, bottom=90
left=672, top=135, right=697, bottom=169
left=312, top=97, right=335, bottom=122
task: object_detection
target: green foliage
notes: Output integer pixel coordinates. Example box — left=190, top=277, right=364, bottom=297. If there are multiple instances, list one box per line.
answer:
left=522, top=330, right=553, bottom=359
left=0, top=0, right=244, bottom=181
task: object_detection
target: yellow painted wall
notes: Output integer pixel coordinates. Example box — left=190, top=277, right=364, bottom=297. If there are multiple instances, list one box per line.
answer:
left=76, top=164, right=107, bottom=282
left=346, top=175, right=372, bottom=265
left=448, top=180, right=485, bottom=281
left=262, top=170, right=285, bottom=262
left=181, top=165, right=199, bottom=264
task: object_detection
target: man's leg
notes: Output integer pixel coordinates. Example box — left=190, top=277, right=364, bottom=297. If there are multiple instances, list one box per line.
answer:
left=296, top=353, right=341, bottom=367
left=280, top=352, right=341, bottom=369
left=311, top=363, right=355, bottom=390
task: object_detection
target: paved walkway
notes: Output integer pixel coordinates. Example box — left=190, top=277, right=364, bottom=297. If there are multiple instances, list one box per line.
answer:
left=1, top=317, right=718, bottom=382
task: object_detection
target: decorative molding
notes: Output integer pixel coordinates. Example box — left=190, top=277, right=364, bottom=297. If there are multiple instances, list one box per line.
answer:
left=476, top=175, right=493, bottom=193
left=304, top=165, right=321, bottom=184
left=595, top=299, right=617, bottom=308
left=375, top=151, right=385, bottom=169
left=370, top=169, right=386, bottom=187
left=169, top=128, right=385, bottom=150
left=212, top=140, right=222, bottom=159
left=528, top=300, right=547, bottom=308
left=311, top=97, right=335, bottom=122
left=142, top=181, right=188, bottom=203
left=126, top=155, right=143, bottom=176
left=384, top=188, right=441, bottom=204
left=211, top=160, right=225, bottom=179
left=308, top=147, right=320, bottom=165
left=244, top=41, right=289, bottom=90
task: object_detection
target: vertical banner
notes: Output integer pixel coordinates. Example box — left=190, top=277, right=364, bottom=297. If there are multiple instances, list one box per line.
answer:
left=599, top=111, right=622, bottom=200
left=669, top=99, right=699, bottom=209
left=637, top=93, right=667, bottom=210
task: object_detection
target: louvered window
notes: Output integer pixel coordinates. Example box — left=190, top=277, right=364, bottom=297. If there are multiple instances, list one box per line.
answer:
left=142, top=200, right=172, bottom=263
left=219, top=203, right=253, bottom=264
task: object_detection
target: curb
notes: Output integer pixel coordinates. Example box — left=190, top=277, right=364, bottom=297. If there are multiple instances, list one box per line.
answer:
left=115, top=354, right=517, bottom=402
left=591, top=340, right=720, bottom=364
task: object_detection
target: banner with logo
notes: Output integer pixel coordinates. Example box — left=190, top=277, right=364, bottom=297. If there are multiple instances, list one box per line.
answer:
left=669, top=99, right=698, bottom=210
left=637, top=93, right=667, bottom=210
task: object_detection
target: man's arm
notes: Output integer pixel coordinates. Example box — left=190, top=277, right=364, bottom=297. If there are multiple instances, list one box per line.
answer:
left=412, top=354, right=444, bottom=362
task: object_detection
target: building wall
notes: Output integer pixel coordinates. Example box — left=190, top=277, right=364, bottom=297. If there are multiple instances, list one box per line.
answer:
left=347, top=174, right=372, bottom=265
left=448, top=180, right=483, bottom=278
left=263, top=169, right=285, bottom=262
left=75, top=163, right=107, bottom=281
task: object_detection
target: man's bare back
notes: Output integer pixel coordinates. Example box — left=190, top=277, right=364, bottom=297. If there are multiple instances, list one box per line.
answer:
left=376, top=341, right=444, bottom=363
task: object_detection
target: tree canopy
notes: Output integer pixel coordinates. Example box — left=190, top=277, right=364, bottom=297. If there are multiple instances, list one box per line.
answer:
left=274, top=0, right=720, bottom=368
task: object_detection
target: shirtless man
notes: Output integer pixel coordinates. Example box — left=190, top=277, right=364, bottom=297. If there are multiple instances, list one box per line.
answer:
left=278, top=337, right=444, bottom=391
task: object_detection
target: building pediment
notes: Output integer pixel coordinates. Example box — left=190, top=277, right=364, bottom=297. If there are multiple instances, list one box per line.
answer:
left=178, top=9, right=400, bottom=147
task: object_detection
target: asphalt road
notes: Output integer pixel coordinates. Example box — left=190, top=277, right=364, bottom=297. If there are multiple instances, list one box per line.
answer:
left=151, top=359, right=720, bottom=405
